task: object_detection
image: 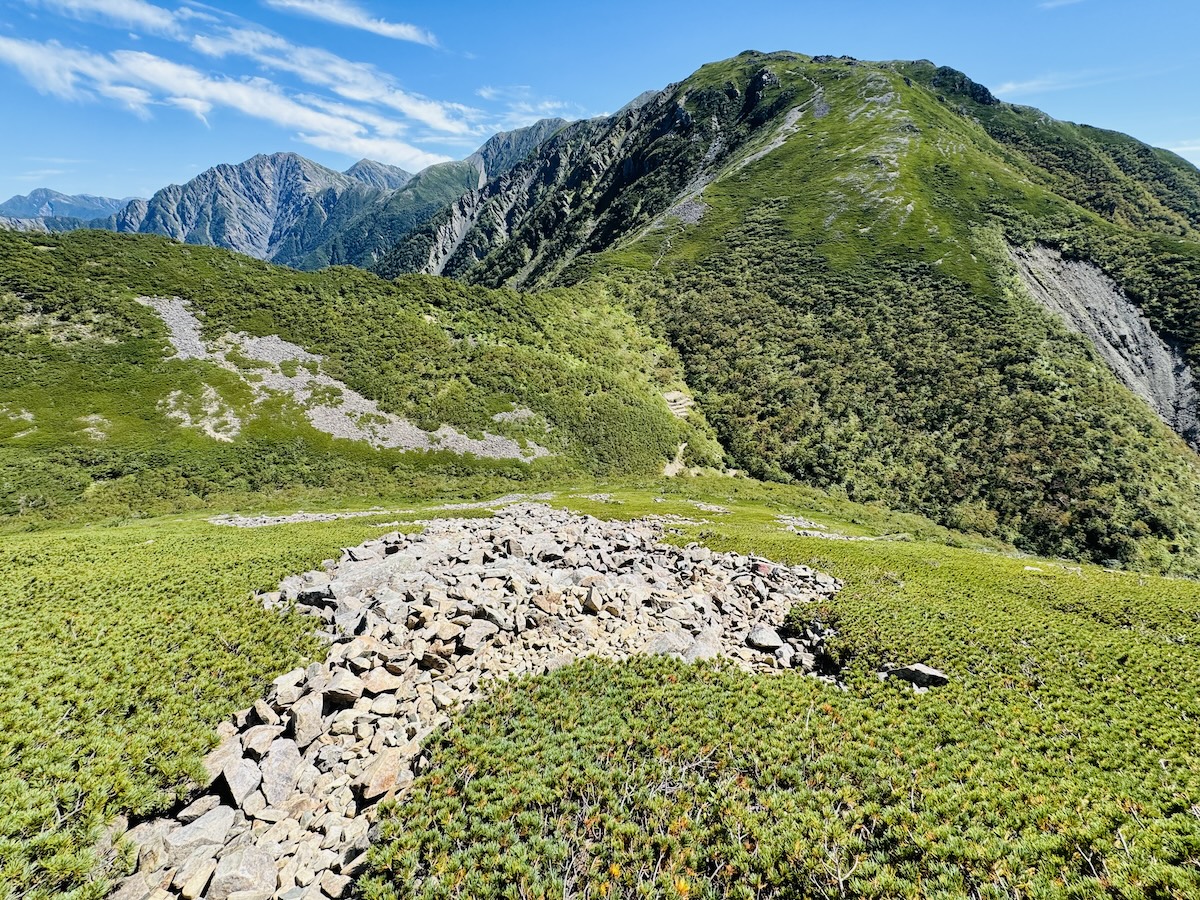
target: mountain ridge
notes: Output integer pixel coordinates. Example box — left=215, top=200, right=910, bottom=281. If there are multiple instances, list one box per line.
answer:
left=374, top=50, right=1200, bottom=569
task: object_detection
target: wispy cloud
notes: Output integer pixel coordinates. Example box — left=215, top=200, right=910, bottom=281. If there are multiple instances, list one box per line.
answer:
left=262, top=0, right=436, bottom=46
left=25, top=156, right=90, bottom=164
left=31, top=0, right=184, bottom=36
left=1166, top=142, right=1200, bottom=165
left=993, top=69, right=1121, bottom=98
left=193, top=27, right=475, bottom=133
left=9, top=0, right=582, bottom=167
left=474, top=83, right=581, bottom=130
left=0, top=35, right=452, bottom=168
left=17, top=167, right=70, bottom=179
left=1038, top=0, right=1085, bottom=8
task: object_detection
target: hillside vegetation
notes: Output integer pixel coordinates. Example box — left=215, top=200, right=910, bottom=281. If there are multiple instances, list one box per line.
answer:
left=0, top=229, right=718, bottom=524
left=381, top=51, right=1200, bottom=573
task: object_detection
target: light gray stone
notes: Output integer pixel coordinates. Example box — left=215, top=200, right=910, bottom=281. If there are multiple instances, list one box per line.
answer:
left=260, top=739, right=303, bottom=806
left=177, top=794, right=220, bottom=823
left=683, top=629, right=723, bottom=663
left=208, top=847, right=277, bottom=900
left=241, top=724, right=283, bottom=760
left=110, top=873, right=152, bottom=900
left=325, top=671, right=365, bottom=704
left=165, top=805, right=235, bottom=857
left=288, top=692, right=324, bottom=749
left=459, top=619, right=499, bottom=653
left=221, top=757, right=262, bottom=808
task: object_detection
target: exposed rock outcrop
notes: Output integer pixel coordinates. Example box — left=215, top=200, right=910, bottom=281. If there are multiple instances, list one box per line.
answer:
left=1013, top=244, right=1200, bottom=448
left=136, top=296, right=547, bottom=460
left=107, top=503, right=840, bottom=900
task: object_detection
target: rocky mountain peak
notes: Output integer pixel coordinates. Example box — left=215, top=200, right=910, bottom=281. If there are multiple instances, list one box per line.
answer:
left=343, top=159, right=413, bottom=191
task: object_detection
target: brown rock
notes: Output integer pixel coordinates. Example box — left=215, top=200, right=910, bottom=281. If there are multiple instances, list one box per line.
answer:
left=354, top=747, right=413, bottom=800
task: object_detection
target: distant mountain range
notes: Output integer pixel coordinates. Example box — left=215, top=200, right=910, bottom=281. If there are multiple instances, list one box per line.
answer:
left=0, top=188, right=136, bottom=220
left=0, top=119, right=567, bottom=269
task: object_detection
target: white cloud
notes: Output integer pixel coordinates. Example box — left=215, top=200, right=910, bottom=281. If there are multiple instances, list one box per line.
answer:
left=299, top=132, right=445, bottom=169
left=7, top=3, right=582, bottom=167
left=263, top=0, right=436, bottom=46
left=1039, top=0, right=1085, bottom=8
left=17, top=168, right=70, bottom=179
left=0, top=35, right=452, bottom=169
left=32, top=0, right=184, bottom=36
left=192, top=27, right=476, bottom=134
left=993, top=70, right=1117, bottom=98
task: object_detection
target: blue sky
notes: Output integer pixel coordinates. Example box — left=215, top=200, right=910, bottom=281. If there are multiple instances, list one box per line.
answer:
left=0, top=0, right=1197, bottom=201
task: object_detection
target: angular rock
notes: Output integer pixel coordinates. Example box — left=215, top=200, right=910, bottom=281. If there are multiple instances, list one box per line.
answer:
left=208, top=847, right=277, bottom=900
left=354, top=747, right=413, bottom=800
left=683, top=628, right=723, bottom=663
left=432, top=682, right=457, bottom=709
left=174, top=852, right=218, bottom=899
left=177, top=794, right=220, bottom=824
left=220, top=757, right=262, bottom=808
left=241, top=724, right=283, bottom=760
left=110, top=874, right=153, bottom=900
left=459, top=619, right=499, bottom=653
left=287, top=692, right=324, bottom=749
left=260, top=739, right=303, bottom=806
left=643, top=629, right=690, bottom=656
left=325, top=671, right=365, bottom=704
left=361, top=667, right=406, bottom=694
left=202, top=735, right=242, bottom=787
left=165, top=805, right=234, bottom=858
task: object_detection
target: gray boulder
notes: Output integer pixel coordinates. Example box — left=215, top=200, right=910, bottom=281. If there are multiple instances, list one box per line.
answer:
left=287, top=692, right=324, bottom=749
left=260, top=739, right=303, bottom=806
left=220, top=757, right=262, bottom=808
left=746, top=623, right=785, bottom=651
left=208, top=847, right=277, bottom=900
left=165, top=805, right=234, bottom=858
left=885, top=663, right=949, bottom=687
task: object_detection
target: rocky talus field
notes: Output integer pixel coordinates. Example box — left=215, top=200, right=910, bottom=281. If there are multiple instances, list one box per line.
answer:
left=107, top=504, right=842, bottom=900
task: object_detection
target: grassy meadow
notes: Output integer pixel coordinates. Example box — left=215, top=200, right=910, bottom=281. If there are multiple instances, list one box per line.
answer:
left=1, top=477, right=1198, bottom=899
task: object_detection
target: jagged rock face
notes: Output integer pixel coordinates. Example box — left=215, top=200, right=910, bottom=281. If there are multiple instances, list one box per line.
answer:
left=0, top=215, right=50, bottom=233
left=372, top=62, right=804, bottom=286
left=467, top=118, right=569, bottom=186
left=1013, top=245, right=1200, bottom=448
left=126, top=153, right=379, bottom=261
left=298, top=119, right=570, bottom=270
left=0, top=188, right=132, bottom=219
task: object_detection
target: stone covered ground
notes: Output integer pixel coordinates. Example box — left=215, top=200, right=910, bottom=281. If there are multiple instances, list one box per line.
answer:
left=107, top=503, right=842, bottom=900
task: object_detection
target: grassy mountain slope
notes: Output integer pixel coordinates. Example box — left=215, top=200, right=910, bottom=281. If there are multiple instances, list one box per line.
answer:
left=0, top=229, right=718, bottom=523
left=378, top=51, right=1200, bottom=572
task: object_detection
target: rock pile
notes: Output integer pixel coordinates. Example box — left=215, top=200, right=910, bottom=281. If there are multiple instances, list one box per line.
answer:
left=110, top=504, right=840, bottom=900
